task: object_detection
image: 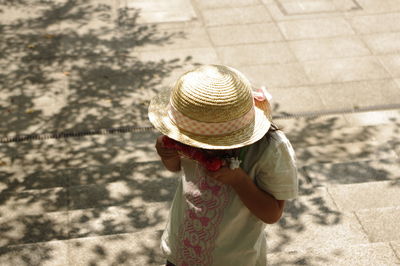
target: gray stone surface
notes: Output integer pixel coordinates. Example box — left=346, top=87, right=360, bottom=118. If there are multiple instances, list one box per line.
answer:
left=207, top=23, right=284, bottom=46
left=0, top=240, right=69, bottom=266
left=391, top=241, right=400, bottom=260
left=194, top=0, right=260, bottom=9
left=328, top=180, right=400, bottom=212
left=0, top=187, right=68, bottom=216
left=0, top=211, right=69, bottom=246
left=288, top=37, right=371, bottom=61
left=303, top=57, right=391, bottom=84
left=304, top=158, right=400, bottom=186
left=124, top=0, right=197, bottom=24
left=216, top=42, right=296, bottom=67
left=363, top=32, right=400, bottom=54
left=67, top=230, right=164, bottom=266
left=284, top=186, right=338, bottom=217
left=240, top=63, right=311, bottom=88
left=356, top=206, right=400, bottom=243
left=68, top=203, right=169, bottom=238
left=277, top=17, right=355, bottom=40
left=2, top=0, right=400, bottom=265
left=298, top=141, right=397, bottom=166
left=267, top=242, right=400, bottom=266
left=266, top=212, right=369, bottom=253
left=201, top=5, right=272, bottom=26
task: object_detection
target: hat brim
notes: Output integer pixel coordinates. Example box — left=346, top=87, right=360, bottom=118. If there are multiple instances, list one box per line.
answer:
left=148, top=87, right=271, bottom=150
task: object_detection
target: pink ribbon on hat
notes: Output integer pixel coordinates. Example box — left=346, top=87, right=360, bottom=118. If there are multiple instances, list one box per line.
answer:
left=253, top=86, right=273, bottom=121
left=253, top=86, right=272, bottom=102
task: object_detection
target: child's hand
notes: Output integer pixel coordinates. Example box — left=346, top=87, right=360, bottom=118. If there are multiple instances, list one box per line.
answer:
left=155, top=135, right=179, bottom=160
left=206, top=166, right=247, bottom=187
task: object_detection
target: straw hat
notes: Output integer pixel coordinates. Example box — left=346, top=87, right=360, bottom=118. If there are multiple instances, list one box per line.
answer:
left=148, top=65, right=271, bottom=150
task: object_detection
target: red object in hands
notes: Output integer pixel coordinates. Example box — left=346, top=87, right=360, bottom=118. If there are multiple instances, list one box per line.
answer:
left=162, top=136, right=224, bottom=171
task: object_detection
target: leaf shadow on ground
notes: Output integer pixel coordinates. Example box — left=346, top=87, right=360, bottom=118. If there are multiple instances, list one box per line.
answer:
left=267, top=104, right=400, bottom=264
left=0, top=0, right=197, bottom=265
left=1, top=1, right=400, bottom=264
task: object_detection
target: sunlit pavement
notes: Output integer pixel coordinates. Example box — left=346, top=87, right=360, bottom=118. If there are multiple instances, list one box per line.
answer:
left=1, top=0, right=400, bottom=265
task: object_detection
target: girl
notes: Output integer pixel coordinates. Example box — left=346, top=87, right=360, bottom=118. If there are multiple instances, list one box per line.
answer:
left=148, top=65, right=298, bottom=266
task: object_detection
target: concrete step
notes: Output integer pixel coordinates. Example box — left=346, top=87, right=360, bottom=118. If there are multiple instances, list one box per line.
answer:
left=356, top=206, right=400, bottom=243
left=327, top=180, right=400, bottom=212
left=0, top=229, right=165, bottom=266
left=0, top=160, right=177, bottom=193
left=277, top=110, right=400, bottom=148
left=0, top=201, right=169, bottom=247
left=267, top=241, right=400, bottom=266
left=0, top=161, right=179, bottom=215
left=269, top=181, right=400, bottom=255
left=295, top=140, right=398, bottom=167
left=304, top=158, right=400, bottom=186
left=266, top=211, right=369, bottom=254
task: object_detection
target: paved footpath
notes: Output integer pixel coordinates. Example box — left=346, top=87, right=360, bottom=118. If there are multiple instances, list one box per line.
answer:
left=0, top=110, right=400, bottom=265
left=1, top=0, right=400, bottom=265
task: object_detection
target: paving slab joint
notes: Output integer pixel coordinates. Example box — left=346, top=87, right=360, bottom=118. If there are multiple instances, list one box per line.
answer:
left=389, top=242, right=400, bottom=262
left=353, top=211, right=373, bottom=243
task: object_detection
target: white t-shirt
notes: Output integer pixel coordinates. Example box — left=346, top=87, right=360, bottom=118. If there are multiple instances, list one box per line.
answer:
left=161, top=131, right=298, bottom=266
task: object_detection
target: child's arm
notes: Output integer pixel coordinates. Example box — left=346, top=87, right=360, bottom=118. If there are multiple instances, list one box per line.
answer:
left=155, top=136, right=181, bottom=172
left=207, top=167, right=285, bottom=224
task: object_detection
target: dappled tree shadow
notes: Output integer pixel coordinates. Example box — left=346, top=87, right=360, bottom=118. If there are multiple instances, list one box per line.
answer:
left=0, top=0, right=195, bottom=265
left=1, top=1, right=400, bottom=265
left=267, top=105, right=400, bottom=261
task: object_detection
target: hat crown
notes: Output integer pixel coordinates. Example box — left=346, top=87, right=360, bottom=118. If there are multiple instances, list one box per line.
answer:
left=170, top=65, right=253, bottom=123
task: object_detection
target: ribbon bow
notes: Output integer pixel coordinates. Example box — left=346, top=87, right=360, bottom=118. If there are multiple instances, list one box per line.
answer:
left=253, top=86, right=272, bottom=120
left=253, top=86, right=272, bottom=101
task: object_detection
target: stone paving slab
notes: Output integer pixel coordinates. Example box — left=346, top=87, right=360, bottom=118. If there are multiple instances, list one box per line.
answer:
left=68, top=230, right=164, bottom=266
left=0, top=240, right=69, bottom=266
left=207, top=23, right=284, bottom=46
left=124, top=0, right=197, bottom=24
left=68, top=202, right=169, bottom=239
left=297, top=141, right=398, bottom=166
left=216, top=42, right=296, bottom=67
left=201, top=5, right=272, bottom=26
left=356, top=206, right=400, bottom=243
left=283, top=186, right=339, bottom=217
left=343, top=109, right=400, bottom=126
left=0, top=211, right=69, bottom=246
left=267, top=242, right=400, bottom=266
left=304, top=158, right=400, bottom=186
left=349, top=12, right=400, bottom=34
left=0, top=187, right=68, bottom=217
left=0, top=230, right=165, bottom=266
left=350, top=0, right=400, bottom=15
left=266, top=212, right=369, bottom=253
left=379, top=54, right=400, bottom=78
left=278, top=109, right=400, bottom=149
left=262, top=0, right=352, bottom=22
left=277, top=17, right=355, bottom=40
left=240, top=63, right=311, bottom=88
left=68, top=178, right=176, bottom=210
left=268, top=86, right=327, bottom=114
left=362, top=32, right=400, bottom=55
left=391, top=241, right=400, bottom=260
left=302, top=57, right=391, bottom=84
left=328, top=180, right=400, bottom=212
left=193, top=0, right=260, bottom=10
left=288, top=36, right=371, bottom=62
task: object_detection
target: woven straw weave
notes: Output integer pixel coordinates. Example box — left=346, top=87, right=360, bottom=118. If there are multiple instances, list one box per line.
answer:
left=148, top=65, right=271, bottom=149
left=170, top=65, right=253, bottom=123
